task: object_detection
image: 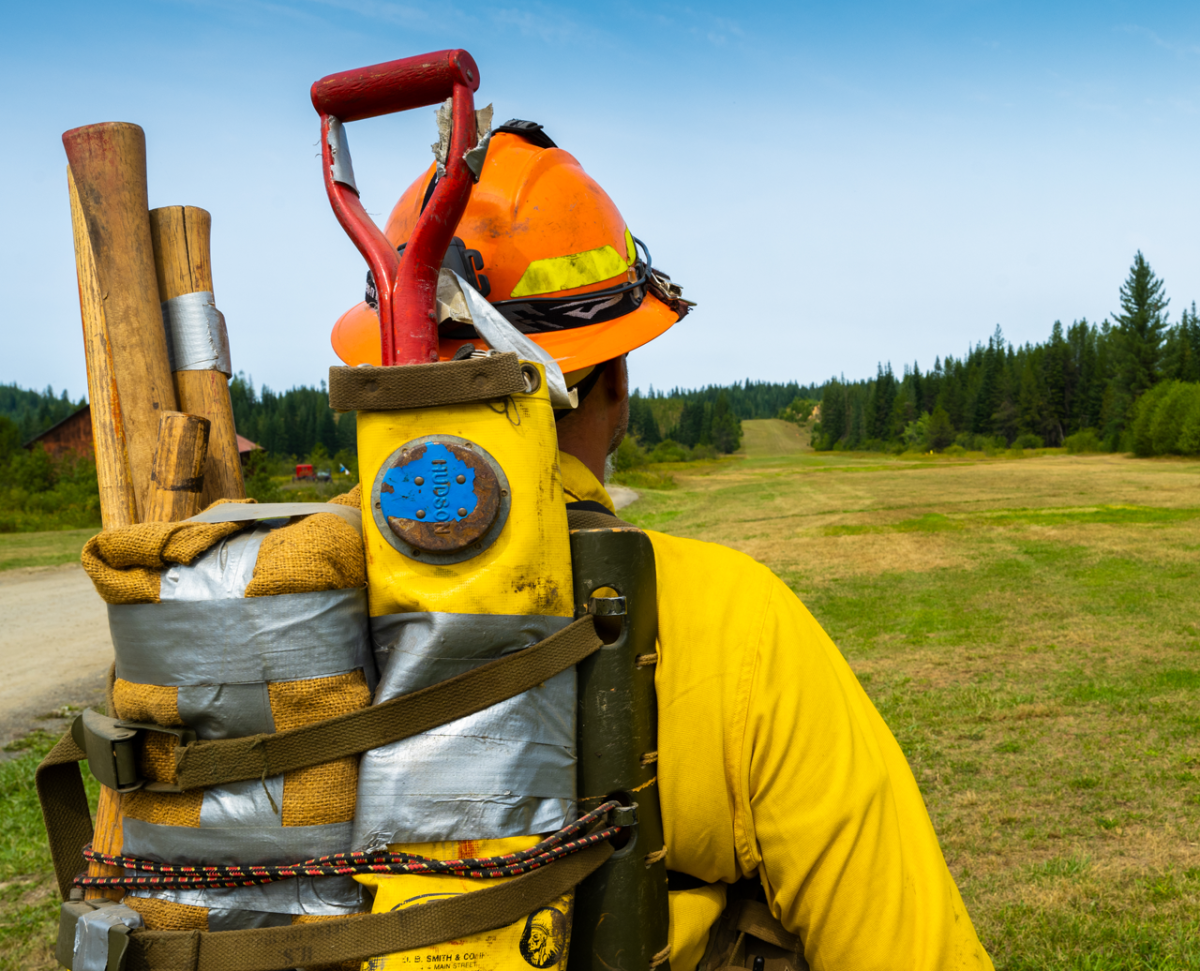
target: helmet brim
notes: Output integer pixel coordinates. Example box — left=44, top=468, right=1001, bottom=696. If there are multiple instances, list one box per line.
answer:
left=331, top=290, right=680, bottom=374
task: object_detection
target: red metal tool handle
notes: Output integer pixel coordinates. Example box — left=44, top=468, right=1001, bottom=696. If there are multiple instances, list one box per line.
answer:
left=311, top=50, right=481, bottom=365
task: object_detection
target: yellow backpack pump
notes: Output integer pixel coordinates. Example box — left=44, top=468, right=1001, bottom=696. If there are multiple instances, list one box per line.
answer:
left=318, top=51, right=585, bottom=971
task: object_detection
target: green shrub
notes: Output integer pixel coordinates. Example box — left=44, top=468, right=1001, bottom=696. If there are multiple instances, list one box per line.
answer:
left=1177, top=395, right=1200, bottom=455
left=1064, top=429, right=1104, bottom=454
left=614, top=436, right=648, bottom=471
left=779, top=397, right=818, bottom=424
left=1151, top=383, right=1198, bottom=454
left=0, top=449, right=101, bottom=532
left=943, top=444, right=967, bottom=457
left=243, top=450, right=283, bottom=503
left=649, top=440, right=691, bottom=463
left=1130, top=381, right=1200, bottom=456
left=1013, top=433, right=1043, bottom=449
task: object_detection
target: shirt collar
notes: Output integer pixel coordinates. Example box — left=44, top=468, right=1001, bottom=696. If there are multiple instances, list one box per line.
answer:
left=559, top=452, right=615, bottom=514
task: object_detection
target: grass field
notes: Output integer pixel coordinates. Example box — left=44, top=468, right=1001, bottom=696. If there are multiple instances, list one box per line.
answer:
left=0, top=528, right=96, bottom=572
left=3, top=421, right=1198, bottom=969
left=621, top=419, right=1200, bottom=970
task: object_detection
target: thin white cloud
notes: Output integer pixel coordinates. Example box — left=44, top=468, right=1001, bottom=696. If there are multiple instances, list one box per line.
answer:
left=1117, top=23, right=1200, bottom=58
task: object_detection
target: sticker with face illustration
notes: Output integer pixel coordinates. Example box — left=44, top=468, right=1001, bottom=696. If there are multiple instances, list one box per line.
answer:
left=519, top=907, right=568, bottom=969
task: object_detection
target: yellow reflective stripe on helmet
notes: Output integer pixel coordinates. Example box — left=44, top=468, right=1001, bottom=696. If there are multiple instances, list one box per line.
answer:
left=625, top=228, right=636, bottom=265
left=511, top=244, right=630, bottom=298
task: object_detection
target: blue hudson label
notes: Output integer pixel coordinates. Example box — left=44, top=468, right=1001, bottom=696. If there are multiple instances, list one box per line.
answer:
left=380, top=443, right=478, bottom=523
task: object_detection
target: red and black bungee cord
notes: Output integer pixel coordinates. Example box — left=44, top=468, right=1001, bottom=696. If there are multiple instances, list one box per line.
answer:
left=75, top=800, right=623, bottom=891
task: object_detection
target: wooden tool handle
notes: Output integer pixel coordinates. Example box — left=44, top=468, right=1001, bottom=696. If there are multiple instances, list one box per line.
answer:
left=67, top=167, right=138, bottom=530
left=146, top=411, right=211, bottom=522
left=63, top=123, right=178, bottom=521
left=149, top=206, right=247, bottom=507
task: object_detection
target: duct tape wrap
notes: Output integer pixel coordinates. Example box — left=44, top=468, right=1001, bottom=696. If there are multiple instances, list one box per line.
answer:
left=108, top=587, right=375, bottom=696
left=162, top=290, right=232, bottom=374
left=73, top=903, right=143, bottom=971
left=109, top=554, right=373, bottom=927
left=127, top=875, right=369, bottom=924
left=326, top=116, right=358, bottom=192
left=353, top=612, right=576, bottom=851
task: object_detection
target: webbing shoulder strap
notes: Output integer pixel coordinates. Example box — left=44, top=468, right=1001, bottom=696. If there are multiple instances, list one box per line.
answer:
left=35, top=732, right=94, bottom=900
left=122, top=842, right=612, bottom=971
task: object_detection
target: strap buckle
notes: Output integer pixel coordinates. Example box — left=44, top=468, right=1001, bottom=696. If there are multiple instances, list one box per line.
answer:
left=56, top=898, right=140, bottom=971
left=70, top=709, right=195, bottom=794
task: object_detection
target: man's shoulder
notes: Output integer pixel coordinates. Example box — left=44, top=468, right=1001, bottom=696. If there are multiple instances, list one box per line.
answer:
left=642, top=529, right=778, bottom=598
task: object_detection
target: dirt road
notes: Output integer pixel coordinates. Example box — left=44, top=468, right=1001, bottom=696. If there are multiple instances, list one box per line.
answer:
left=0, top=563, right=111, bottom=753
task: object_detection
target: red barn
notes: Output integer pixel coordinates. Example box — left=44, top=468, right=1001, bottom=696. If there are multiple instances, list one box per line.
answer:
left=25, top=405, right=94, bottom=459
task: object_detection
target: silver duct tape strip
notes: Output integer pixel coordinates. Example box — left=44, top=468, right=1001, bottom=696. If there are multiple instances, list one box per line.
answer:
left=73, top=904, right=143, bottom=971
left=160, top=526, right=272, bottom=602
left=207, top=909, right=294, bottom=932
left=326, top=117, right=358, bottom=192
left=178, top=682, right=275, bottom=739
left=200, top=775, right=284, bottom=828
left=354, top=669, right=575, bottom=850
left=109, top=587, right=375, bottom=692
left=354, top=612, right=575, bottom=849
left=369, top=611, right=572, bottom=690
left=128, top=874, right=367, bottom=915
left=188, top=502, right=363, bottom=532
left=162, top=291, right=232, bottom=374
left=123, top=818, right=353, bottom=866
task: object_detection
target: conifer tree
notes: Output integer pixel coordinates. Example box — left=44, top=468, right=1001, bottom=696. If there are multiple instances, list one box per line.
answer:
left=710, top=392, right=742, bottom=453
left=1113, top=251, right=1169, bottom=424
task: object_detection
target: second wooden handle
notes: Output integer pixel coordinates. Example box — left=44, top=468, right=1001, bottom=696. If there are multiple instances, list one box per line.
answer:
left=149, top=205, right=246, bottom=508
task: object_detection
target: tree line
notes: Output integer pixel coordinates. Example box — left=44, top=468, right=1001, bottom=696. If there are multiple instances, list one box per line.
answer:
left=813, top=253, right=1200, bottom=454
left=229, top=375, right=356, bottom=463
left=0, top=384, right=85, bottom=442
left=628, top=379, right=824, bottom=455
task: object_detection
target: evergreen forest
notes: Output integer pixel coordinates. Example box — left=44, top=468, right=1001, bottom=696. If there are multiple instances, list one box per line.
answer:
left=810, top=253, right=1200, bottom=456
left=5, top=250, right=1200, bottom=492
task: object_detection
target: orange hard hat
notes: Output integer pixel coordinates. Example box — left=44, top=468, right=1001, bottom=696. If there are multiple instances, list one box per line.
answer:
left=331, top=122, right=690, bottom=373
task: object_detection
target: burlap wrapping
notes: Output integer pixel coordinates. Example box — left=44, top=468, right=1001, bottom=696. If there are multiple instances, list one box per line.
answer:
left=83, top=490, right=371, bottom=934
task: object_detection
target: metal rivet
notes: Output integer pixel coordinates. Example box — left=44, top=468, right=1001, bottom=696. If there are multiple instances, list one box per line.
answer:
left=457, top=507, right=468, bottom=517
left=416, top=509, right=426, bottom=519
left=414, top=476, right=424, bottom=486
left=456, top=475, right=466, bottom=484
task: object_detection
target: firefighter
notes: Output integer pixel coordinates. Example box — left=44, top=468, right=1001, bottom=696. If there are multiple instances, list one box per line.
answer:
left=332, top=122, right=994, bottom=971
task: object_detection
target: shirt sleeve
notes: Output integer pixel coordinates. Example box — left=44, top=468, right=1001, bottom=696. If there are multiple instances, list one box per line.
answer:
left=743, top=576, right=992, bottom=970
left=647, top=531, right=992, bottom=971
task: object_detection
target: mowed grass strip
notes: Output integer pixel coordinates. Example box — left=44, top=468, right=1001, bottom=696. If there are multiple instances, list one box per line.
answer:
left=0, top=529, right=96, bottom=572
left=623, top=421, right=1200, bottom=970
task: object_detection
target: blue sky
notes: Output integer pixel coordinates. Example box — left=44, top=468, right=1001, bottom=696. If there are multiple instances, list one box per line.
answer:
left=4, top=1, right=1200, bottom=399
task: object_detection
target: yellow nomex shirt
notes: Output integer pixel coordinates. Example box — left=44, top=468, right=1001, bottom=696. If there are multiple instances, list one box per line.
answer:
left=562, top=454, right=993, bottom=971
